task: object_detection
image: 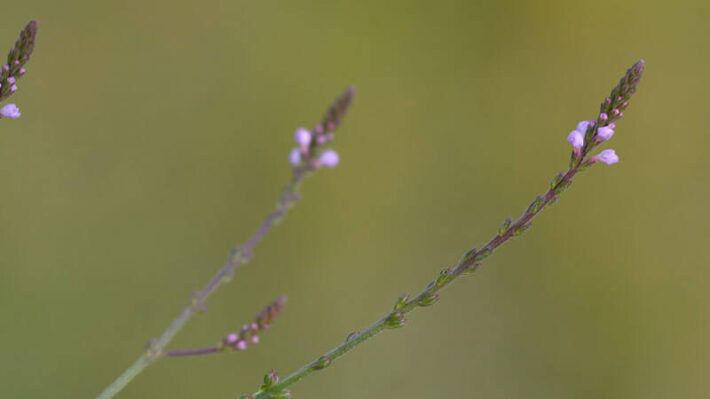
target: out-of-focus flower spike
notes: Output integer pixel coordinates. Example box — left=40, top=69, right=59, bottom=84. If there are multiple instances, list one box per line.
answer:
left=1, top=20, right=38, bottom=102
left=255, top=295, right=287, bottom=329
left=320, top=86, right=356, bottom=133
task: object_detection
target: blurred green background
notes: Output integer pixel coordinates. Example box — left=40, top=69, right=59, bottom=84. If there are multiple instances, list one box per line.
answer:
left=0, top=1, right=708, bottom=398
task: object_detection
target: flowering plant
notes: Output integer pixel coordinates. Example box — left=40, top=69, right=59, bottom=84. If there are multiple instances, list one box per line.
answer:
left=0, top=16, right=646, bottom=399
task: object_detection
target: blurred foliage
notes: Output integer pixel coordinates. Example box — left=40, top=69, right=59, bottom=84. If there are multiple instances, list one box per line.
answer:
left=0, top=1, right=708, bottom=398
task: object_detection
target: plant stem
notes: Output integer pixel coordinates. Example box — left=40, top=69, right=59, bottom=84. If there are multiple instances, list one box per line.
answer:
left=96, top=86, right=355, bottom=399
left=247, top=61, right=644, bottom=399
left=162, top=347, right=223, bottom=357
left=96, top=173, right=304, bottom=399
left=246, top=63, right=643, bottom=398
left=250, top=164, right=581, bottom=398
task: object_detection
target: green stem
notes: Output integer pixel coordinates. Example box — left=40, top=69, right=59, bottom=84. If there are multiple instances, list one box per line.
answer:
left=251, top=166, right=581, bottom=398
left=95, top=86, right=356, bottom=399
left=96, top=176, right=303, bottom=399
left=248, top=63, right=643, bottom=398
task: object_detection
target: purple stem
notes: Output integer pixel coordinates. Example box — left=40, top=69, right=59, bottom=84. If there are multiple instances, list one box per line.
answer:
left=162, top=347, right=222, bottom=357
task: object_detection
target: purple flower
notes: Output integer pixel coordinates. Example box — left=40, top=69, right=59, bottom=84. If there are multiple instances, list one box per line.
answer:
left=7, top=76, right=16, bottom=84
left=10, top=84, right=17, bottom=93
left=294, top=128, right=312, bottom=147
left=249, top=336, right=259, bottom=344
left=226, top=333, right=238, bottom=344
left=288, top=148, right=301, bottom=167
left=599, top=113, right=608, bottom=122
left=576, top=120, right=592, bottom=133
left=318, top=150, right=339, bottom=168
left=567, top=130, right=584, bottom=149
left=597, top=126, right=615, bottom=141
left=235, top=340, right=247, bottom=351
left=597, top=149, right=619, bottom=165
left=0, top=103, right=21, bottom=119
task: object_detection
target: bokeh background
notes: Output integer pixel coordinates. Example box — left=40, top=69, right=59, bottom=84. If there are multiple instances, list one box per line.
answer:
left=0, top=1, right=708, bottom=398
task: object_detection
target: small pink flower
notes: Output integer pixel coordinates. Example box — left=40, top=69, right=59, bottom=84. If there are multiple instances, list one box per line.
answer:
left=250, top=322, right=259, bottom=331
left=597, top=126, right=614, bottom=141
left=18, top=67, right=26, bottom=75
left=599, top=113, right=608, bottom=122
left=567, top=130, right=584, bottom=149
left=226, top=333, right=239, bottom=344
left=288, top=148, right=301, bottom=167
left=235, top=340, right=247, bottom=351
left=294, top=128, right=312, bottom=147
left=318, top=150, right=339, bottom=168
left=250, top=336, right=259, bottom=344
left=596, top=149, right=619, bottom=165
left=10, top=84, right=17, bottom=93
left=7, top=76, right=16, bottom=84
left=0, top=103, right=21, bottom=119
left=1, top=65, right=8, bottom=72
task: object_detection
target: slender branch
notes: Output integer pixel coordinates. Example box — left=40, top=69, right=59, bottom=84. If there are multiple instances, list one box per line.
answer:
left=95, top=87, right=355, bottom=399
left=246, top=61, right=645, bottom=399
left=162, top=347, right=222, bottom=357
left=161, top=295, right=288, bottom=358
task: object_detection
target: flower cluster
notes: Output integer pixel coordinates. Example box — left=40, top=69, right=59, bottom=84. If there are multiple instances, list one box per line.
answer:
left=0, top=20, right=38, bottom=121
left=161, top=295, right=288, bottom=358
left=287, top=87, right=355, bottom=170
left=566, top=119, right=618, bottom=165
left=220, top=295, right=287, bottom=353
left=566, top=60, right=645, bottom=167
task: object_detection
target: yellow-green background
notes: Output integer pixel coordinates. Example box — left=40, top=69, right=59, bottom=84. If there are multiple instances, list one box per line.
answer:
left=0, top=1, right=707, bottom=398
